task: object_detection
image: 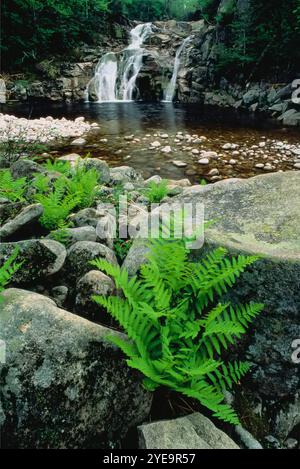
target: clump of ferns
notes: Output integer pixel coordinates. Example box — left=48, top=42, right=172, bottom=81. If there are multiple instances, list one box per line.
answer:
left=91, top=227, right=264, bottom=425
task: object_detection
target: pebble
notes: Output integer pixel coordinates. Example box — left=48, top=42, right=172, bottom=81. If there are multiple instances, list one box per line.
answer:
left=172, top=160, right=187, bottom=168
left=150, top=141, right=161, bottom=148
left=198, top=158, right=210, bottom=165
left=161, top=146, right=172, bottom=154
left=207, top=168, right=219, bottom=176
left=191, top=149, right=200, bottom=155
left=71, top=137, right=86, bottom=146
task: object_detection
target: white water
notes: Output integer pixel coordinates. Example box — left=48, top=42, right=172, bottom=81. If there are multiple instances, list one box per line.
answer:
left=164, top=36, right=192, bottom=102
left=87, top=23, right=152, bottom=102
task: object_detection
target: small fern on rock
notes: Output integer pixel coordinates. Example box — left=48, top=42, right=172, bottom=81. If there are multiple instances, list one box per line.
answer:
left=0, top=249, right=22, bottom=302
left=92, top=238, right=263, bottom=425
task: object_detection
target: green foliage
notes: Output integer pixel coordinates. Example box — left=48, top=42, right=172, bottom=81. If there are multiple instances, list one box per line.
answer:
left=66, top=165, right=99, bottom=209
left=0, top=170, right=26, bottom=202
left=113, top=238, right=133, bottom=262
left=145, top=180, right=169, bottom=204
left=43, top=159, right=72, bottom=176
left=34, top=164, right=99, bottom=230
left=48, top=224, right=72, bottom=246
left=0, top=249, right=22, bottom=302
left=34, top=176, right=79, bottom=230
left=92, top=237, right=263, bottom=425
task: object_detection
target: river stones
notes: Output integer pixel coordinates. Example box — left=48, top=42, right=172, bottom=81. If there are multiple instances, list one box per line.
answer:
left=0, top=289, right=152, bottom=448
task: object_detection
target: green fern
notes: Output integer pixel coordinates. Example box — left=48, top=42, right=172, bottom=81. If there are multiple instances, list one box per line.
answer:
left=144, top=180, right=169, bottom=204
left=35, top=177, right=80, bottom=230
left=0, top=170, right=27, bottom=202
left=66, top=165, right=99, bottom=209
left=92, top=238, right=264, bottom=425
left=43, top=159, right=72, bottom=176
left=0, top=249, right=23, bottom=302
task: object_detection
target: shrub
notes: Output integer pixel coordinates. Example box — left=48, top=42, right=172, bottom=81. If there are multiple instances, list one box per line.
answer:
left=92, top=237, right=263, bottom=425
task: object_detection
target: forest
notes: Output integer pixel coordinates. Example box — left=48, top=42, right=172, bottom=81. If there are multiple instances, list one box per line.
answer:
left=2, top=0, right=300, bottom=78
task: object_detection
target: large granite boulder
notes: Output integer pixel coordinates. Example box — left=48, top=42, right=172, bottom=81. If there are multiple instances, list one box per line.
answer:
left=175, top=171, right=300, bottom=437
left=0, top=289, right=152, bottom=448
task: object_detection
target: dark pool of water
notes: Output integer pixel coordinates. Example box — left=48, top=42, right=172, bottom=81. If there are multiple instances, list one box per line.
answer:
left=2, top=101, right=300, bottom=182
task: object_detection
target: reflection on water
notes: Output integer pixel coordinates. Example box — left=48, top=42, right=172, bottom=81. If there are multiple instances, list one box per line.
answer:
left=1, top=101, right=300, bottom=182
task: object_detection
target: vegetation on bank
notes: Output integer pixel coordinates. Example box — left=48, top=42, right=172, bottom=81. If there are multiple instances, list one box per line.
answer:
left=1, top=1, right=300, bottom=80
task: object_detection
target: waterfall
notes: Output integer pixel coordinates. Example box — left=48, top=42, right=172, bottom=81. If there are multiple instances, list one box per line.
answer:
left=164, top=36, right=192, bottom=103
left=90, top=52, right=118, bottom=102
left=87, top=23, right=152, bottom=103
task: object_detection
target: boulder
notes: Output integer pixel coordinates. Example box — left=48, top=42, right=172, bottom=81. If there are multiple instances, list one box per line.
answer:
left=81, top=158, right=110, bottom=183
left=75, top=270, right=115, bottom=321
left=49, top=226, right=97, bottom=244
left=0, top=289, right=152, bottom=448
left=138, top=413, right=239, bottom=449
left=0, top=204, right=43, bottom=240
left=175, top=171, right=300, bottom=435
left=10, top=159, right=44, bottom=179
left=110, top=166, right=143, bottom=184
left=0, top=239, right=66, bottom=284
left=64, top=241, right=118, bottom=283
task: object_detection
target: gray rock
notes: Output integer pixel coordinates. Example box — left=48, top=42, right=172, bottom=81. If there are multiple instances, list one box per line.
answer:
left=0, top=204, right=43, bottom=239
left=110, top=166, right=143, bottom=184
left=81, top=158, right=110, bottom=183
left=75, top=270, right=115, bottom=321
left=70, top=208, right=105, bottom=228
left=70, top=137, right=86, bottom=146
left=122, top=239, right=150, bottom=277
left=65, top=241, right=118, bottom=283
left=175, top=171, right=300, bottom=435
left=50, top=226, right=97, bottom=244
left=0, top=289, right=152, bottom=448
left=138, top=413, right=239, bottom=449
left=10, top=159, right=44, bottom=179
left=58, top=153, right=81, bottom=165
left=0, top=239, right=66, bottom=284
left=235, top=425, right=263, bottom=449
left=278, top=109, right=300, bottom=126
left=51, top=285, right=69, bottom=307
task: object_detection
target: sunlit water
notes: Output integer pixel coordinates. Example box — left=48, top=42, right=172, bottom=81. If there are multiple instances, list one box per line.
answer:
left=2, top=101, right=300, bottom=183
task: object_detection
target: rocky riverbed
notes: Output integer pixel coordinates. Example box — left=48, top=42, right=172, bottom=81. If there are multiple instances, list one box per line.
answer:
left=1, top=109, right=300, bottom=183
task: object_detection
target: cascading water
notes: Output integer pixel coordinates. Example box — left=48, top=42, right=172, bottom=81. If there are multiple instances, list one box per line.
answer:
left=90, top=52, right=118, bottom=102
left=87, top=23, right=152, bottom=102
left=164, top=36, right=192, bottom=102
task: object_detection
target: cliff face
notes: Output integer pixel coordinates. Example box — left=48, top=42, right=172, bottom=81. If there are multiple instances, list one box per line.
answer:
left=5, top=15, right=300, bottom=127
